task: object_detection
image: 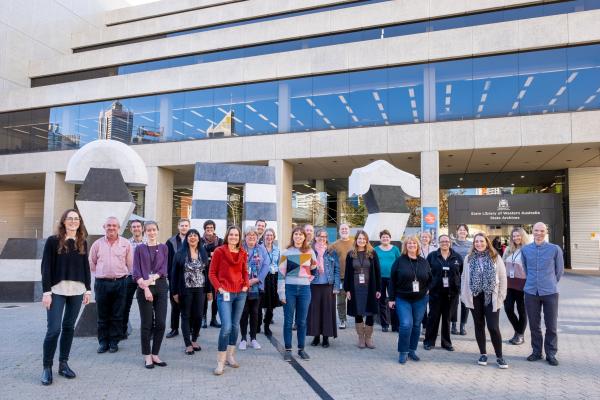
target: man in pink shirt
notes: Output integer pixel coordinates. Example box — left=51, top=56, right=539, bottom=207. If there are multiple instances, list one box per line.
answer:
left=89, top=216, right=133, bottom=354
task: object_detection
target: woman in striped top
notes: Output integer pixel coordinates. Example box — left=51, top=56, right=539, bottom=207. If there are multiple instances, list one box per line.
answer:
left=278, top=227, right=317, bottom=362
left=503, top=227, right=530, bottom=346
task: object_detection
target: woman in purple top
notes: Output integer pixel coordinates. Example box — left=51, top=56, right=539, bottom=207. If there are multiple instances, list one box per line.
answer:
left=133, top=221, right=169, bottom=369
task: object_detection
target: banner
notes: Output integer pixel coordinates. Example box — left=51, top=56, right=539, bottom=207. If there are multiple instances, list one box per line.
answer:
left=422, top=206, right=438, bottom=243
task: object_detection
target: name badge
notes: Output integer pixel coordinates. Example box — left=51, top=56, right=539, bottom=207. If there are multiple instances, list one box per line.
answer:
left=509, top=269, right=515, bottom=279
left=359, top=273, right=366, bottom=284
left=222, top=292, right=230, bottom=302
left=442, top=277, right=449, bottom=288
left=270, top=264, right=278, bottom=274
left=442, top=266, right=450, bottom=271
left=412, top=281, right=420, bottom=292
left=149, top=273, right=159, bottom=285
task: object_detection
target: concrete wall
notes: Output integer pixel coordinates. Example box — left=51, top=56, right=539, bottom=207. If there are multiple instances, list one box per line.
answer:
left=568, top=167, right=600, bottom=270
left=0, top=189, right=43, bottom=252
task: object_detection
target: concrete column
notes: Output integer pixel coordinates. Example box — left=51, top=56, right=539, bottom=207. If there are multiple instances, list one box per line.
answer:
left=144, top=166, right=174, bottom=242
left=278, top=82, right=291, bottom=133
left=269, top=159, right=293, bottom=244
left=43, top=172, right=74, bottom=238
left=420, top=151, right=439, bottom=236
left=568, top=167, right=600, bottom=270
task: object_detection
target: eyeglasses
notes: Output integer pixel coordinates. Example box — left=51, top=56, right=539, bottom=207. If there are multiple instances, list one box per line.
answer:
left=317, top=236, right=328, bottom=239
left=65, top=217, right=80, bottom=222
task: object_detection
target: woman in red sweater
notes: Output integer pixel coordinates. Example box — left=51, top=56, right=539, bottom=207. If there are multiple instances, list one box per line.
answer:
left=208, top=225, right=249, bottom=375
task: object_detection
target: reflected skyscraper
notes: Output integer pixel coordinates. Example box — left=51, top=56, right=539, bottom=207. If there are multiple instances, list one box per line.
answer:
left=98, top=101, right=133, bottom=143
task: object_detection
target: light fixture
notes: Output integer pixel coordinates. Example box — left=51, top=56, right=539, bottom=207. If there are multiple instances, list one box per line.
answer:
left=246, top=104, right=257, bottom=112
left=524, top=76, right=534, bottom=87
left=305, top=98, right=315, bottom=107
left=372, top=92, right=381, bottom=101
left=459, top=177, right=463, bottom=181
left=338, top=95, right=347, bottom=104
left=520, top=175, right=525, bottom=179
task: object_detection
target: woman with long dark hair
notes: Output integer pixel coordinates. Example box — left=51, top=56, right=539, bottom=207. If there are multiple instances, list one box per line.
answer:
left=209, top=225, right=248, bottom=375
left=344, top=230, right=381, bottom=350
left=451, top=224, right=473, bottom=336
left=40, top=209, right=91, bottom=385
left=171, top=229, right=209, bottom=355
left=307, top=228, right=340, bottom=348
left=132, top=221, right=169, bottom=368
left=461, top=233, right=508, bottom=369
left=278, top=227, right=317, bottom=362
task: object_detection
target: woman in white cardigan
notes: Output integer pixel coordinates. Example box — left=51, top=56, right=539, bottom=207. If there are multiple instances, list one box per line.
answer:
left=461, top=232, right=507, bottom=369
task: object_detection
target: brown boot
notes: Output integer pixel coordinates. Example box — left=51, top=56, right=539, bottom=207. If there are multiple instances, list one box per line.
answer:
left=213, top=351, right=226, bottom=375
left=355, top=322, right=366, bottom=348
left=365, top=325, right=375, bottom=349
left=225, top=345, right=239, bottom=368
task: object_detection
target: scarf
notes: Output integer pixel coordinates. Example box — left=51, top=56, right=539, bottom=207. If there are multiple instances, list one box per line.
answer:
left=469, top=250, right=496, bottom=306
left=315, top=243, right=326, bottom=275
left=202, top=233, right=219, bottom=246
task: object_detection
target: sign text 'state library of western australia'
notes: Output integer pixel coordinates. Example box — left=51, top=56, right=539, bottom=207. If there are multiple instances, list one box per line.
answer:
left=0, top=0, right=599, bottom=270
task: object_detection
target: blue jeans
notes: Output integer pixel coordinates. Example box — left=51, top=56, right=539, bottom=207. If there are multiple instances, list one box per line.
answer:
left=43, top=293, right=83, bottom=367
left=216, top=291, right=247, bottom=351
left=283, top=284, right=311, bottom=350
left=395, top=295, right=428, bottom=353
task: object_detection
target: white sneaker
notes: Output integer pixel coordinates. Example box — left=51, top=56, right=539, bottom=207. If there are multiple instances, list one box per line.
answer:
left=238, top=340, right=247, bottom=350
left=251, top=339, right=261, bottom=350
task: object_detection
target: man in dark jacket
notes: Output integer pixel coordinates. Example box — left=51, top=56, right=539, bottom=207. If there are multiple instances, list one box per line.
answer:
left=165, top=218, right=190, bottom=338
left=201, top=220, right=223, bottom=328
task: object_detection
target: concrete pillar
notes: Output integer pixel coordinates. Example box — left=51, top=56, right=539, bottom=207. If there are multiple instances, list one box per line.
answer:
left=568, top=167, right=600, bottom=270
left=269, top=159, right=293, bottom=244
left=144, top=166, right=174, bottom=242
left=420, top=151, right=439, bottom=237
left=43, top=172, right=74, bottom=238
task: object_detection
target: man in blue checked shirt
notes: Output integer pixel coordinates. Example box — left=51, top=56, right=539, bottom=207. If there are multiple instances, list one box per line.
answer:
left=521, top=222, right=564, bottom=367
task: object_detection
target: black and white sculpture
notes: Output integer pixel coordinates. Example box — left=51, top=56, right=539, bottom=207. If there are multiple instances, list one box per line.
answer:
left=349, top=160, right=420, bottom=242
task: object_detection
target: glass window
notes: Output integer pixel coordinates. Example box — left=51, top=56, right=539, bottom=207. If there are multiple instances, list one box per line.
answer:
left=288, top=77, right=314, bottom=133
left=387, top=64, right=425, bottom=124
left=122, top=95, right=160, bottom=144
left=184, top=89, right=213, bottom=140
left=213, top=84, right=247, bottom=137
left=312, top=73, right=349, bottom=130
left=348, top=68, right=388, bottom=127
left=518, top=48, right=567, bottom=115
left=567, top=44, right=600, bottom=112
left=433, top=58, right=473, bottom=121
left=243, top=81, right=278, bottom=136
left=472, top=53, right=519, bottom=118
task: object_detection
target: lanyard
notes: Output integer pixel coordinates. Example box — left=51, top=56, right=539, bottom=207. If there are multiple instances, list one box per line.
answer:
left=511, top=249, right=520, bottom=265
left=408, top=257, right=418, bottom=281
left=357, top=252, right=368, bottom=271
left=440, top=255, right=450, bottom=277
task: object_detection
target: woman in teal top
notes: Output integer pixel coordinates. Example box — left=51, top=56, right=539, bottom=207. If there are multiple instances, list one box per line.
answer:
left=374, top=230, right=401, bottom=332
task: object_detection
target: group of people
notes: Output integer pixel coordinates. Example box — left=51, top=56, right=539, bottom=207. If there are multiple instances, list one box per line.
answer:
left=40, top=210, right=564, bottom=385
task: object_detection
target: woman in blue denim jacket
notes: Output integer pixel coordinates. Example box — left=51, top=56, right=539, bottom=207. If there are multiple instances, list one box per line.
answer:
left=307, top=228, right=341, bottom=348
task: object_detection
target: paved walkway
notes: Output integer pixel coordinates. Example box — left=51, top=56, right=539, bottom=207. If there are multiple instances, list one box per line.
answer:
left=1, top=273, right=599, bottom=399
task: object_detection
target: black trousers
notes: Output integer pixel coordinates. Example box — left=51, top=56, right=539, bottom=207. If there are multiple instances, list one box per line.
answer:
left=379, top=277, right=399, bottom=330
left=450, top=296, right=470, bottom=325
left=504, top=288, right=527, bottom=335
left=240, top=295, right=260, bottom=341
left=137, top=278, right=168, bottom=355
left=180, top=287, right=205, bottom=347
left=525, top=293, right=559, bottom=357
left=202, top=288, right=218, bottom=321
left=122, top=275, right=138, bottom=337
left=43, top=293, right=83, bottom=367
left=95, top=278, right=127, bottom=346
left=168, top=279, right=180, bottom=331
left=355, top=315, right=374, bottom=326
left=471, top=293, right=502, bottom=358
left=425, top=292, right=457, bottom=348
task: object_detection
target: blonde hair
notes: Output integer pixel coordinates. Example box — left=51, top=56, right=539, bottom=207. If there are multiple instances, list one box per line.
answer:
left=401, top=235, right=421, bottom=256
left=507, top=227, right=530, bottom=254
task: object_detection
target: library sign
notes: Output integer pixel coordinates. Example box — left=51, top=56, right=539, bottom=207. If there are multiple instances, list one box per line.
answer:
left=448, top=194, right=562, bottom=225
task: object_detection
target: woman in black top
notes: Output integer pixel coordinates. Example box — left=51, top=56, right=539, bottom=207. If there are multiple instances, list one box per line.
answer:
left=344, top=230, right=381, bottom=350
left=171, top=229, right=210, bottom=355
left=40, top=209, right=91, bottom=386
left=424, top=234, right=463, bottom=351
left=389, top=235, right=431, bottom=364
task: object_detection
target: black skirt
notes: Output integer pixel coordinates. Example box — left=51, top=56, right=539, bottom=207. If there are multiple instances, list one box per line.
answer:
left=260, top=273, right=282, bottom=309
left=307, top=284, right=337, bottom=338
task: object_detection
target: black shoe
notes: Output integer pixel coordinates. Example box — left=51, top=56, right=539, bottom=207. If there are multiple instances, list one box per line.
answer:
left=513, top=334, right=525, bottom=345
left=210, top=319, right=221, bottom=328
left=497, top=357, right=509, bottom=369
left=97, top=344, right=109, bottom=354
left=166, top=329, right=179, bottom=338
left=459, top=324, right=467, bottom=336
left=527, top=353, right=543, bottom=362
left=202, top=318, right=208, bottom=329
left=153, top=361, right=167, bottom=367
left=284, top=350, right=293, bottom=362
left=322, top=337, right=330, bottom=348
left=109, top=343, right=118, bottom=353
left=408, top=351, right=420, bottom=361
left=192, top=345, right=201, bottom=352
left=311, top=336, right=320, bottom=346
left=443, top=346, right=455, bottom=352
left=478, top=354, right=488, bottom=366
left=382, top=326, right=389, bottom=333
left=546, top=355, right=559, bottom=366
left=451, top=322, right=459, bottom=335
left=145, top=361, right=154, bottom=369
left=423, top=344, right=433, bottom=351
left=391, top=327, right=398, bottom=332
left=264, top=324, right=272, bottom=336
left=297, top=349, right=310, bottom=361
left=257, top=324, right=261, bottom=334
left=508, top=333, right=517, bottom=345
left=41, top=367, right=53, bottom=386
left=58, top=362, right=76, bottom=379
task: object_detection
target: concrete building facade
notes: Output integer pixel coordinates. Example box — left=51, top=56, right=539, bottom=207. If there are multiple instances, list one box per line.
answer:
left=0, top=0, right=599, bottom=269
